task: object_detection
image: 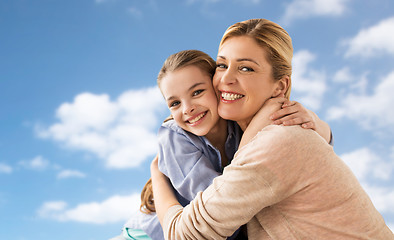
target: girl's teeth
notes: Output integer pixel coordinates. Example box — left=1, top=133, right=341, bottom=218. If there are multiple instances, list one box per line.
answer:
left=189, top=112, right=206, bottom=124
left=222, top=92, right=243, bottom=100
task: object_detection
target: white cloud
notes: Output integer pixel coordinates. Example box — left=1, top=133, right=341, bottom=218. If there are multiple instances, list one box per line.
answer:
left=340, top=147, right=394, bottom=217
left=291, top=50, right=327, bottom=110
left=333, top=67, right=354, bottom=83
left=0, top=163, right=12, bottom=174
left=37, top=86, right=167, bottom=169
left=37, top=193, right=140, bottom=224
left=340, top=148, right=393, bottom=181
left=327, top=71, right=394, bottom=132
left=57, top=170, right=86, bottom=179
left=343, top=17, right=394, bottom=58
left=282, top=0, right=350, bottom=24
left=363, top=185, right=394, bottom=214
left=19, top=155, right=49, bottom=171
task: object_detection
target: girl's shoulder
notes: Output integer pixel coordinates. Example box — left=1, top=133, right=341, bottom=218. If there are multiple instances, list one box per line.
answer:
left=159, top=119, right=207, bottom=147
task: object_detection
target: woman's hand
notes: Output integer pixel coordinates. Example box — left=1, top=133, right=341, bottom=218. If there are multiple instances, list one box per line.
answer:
left=270, top=100, right=332, bottom=143
left=150, top=155, right=180, bottom=225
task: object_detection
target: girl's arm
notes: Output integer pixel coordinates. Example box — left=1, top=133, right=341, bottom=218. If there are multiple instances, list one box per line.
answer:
left=240, top=97, right=332, bottom=149
left=151, top=155, right=180, bottom=226
left=270, top=100, right=332, bottom=144
left=239, top=97, right=285, bottom=148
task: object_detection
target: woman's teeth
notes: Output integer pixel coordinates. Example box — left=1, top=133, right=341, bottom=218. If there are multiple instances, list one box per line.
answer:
left=221, top=92, right=244, bottom=101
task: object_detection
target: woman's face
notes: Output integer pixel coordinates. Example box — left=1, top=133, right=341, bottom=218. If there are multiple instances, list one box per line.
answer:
left=160, top=65, right=220, bottom=136
left=213, top=36, right=280, bottom=129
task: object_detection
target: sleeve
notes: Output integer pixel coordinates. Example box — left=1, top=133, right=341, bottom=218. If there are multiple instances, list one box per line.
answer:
left=162, top=125, right=313, bottom=239
left=157, top=125, right=221, bottom=202
left=123, top=210, right=164, bottom=239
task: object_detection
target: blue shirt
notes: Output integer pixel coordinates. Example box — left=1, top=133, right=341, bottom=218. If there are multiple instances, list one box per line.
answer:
left=128, top=119, right=242, bottom=240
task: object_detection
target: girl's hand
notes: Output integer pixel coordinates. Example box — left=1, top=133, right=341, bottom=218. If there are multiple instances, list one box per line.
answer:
left=239, top=96, right=286, bottom=148
left=270, top=100, right=332, bottom=143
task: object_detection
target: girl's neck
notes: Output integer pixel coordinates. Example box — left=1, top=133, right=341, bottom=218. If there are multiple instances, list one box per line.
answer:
left=205, top=118, right=228, bottom=149
left=205, top=118, right=229, bottom=168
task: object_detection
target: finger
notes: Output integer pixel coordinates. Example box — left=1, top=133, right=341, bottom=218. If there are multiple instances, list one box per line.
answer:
left=279, top=115, right=312, bottom=126
left=282, top=117, right=306, bottom=126
left=301, top=121, right=316, bottom=129
left=269, top=96, right=287, bottom=105
left=282, top=100, right=298, bottom=108
left=273, top=114, right=302, bottom=125
left=270, top=106, right=301, bottom=120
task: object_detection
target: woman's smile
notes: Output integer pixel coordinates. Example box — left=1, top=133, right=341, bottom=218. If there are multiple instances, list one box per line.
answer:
left=220, top=91, right=244, bottom=102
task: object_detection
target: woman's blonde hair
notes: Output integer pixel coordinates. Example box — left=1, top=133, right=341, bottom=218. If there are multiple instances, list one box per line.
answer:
left=220, top=19, right=293, bottom=99
left=140, top=50, right=216, bottom=214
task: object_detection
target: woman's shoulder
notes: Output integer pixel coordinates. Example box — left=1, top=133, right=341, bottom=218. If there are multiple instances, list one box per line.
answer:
left=248, top=125, right=322, bottom=149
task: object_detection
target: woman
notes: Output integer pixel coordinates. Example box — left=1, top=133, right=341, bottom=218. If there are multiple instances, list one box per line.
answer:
left=151, top=19, right=393, bottom=239
left=123, top=50, right=329, bottom=239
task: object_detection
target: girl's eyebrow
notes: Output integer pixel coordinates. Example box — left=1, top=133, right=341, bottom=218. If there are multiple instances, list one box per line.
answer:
left=166, top=82, right=205, bottom=101
left=188, top=82, right=205, bottom=91
left=217, top=55, right=260, bottom=66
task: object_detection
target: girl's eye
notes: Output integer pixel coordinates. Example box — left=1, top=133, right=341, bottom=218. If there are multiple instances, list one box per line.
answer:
left=193, top=89, right=204, bottom=96
left=169, top=101, right=180, bottom=108
left=216, top=63, right=227, bottom=69
left=240, top=66, right=254, bottom=72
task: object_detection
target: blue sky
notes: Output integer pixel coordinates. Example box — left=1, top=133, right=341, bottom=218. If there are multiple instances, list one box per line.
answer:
left=1, top=0, right=394, bottom=239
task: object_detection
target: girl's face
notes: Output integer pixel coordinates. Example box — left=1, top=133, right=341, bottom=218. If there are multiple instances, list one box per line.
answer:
left=213, top=36, right=282, bottom=130
left=160, top=65, right=220, bottom=136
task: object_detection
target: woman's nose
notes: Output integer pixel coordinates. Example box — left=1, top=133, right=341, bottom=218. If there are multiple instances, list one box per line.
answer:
left=219, top=67, right=236, bottom=85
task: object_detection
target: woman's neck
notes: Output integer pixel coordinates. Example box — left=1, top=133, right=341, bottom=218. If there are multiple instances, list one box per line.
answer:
left=237, top=117, right=253, bottom=132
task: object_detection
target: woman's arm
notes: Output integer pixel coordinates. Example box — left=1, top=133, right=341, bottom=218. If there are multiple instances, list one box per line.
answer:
left=156, top=126, right=311, bottom=239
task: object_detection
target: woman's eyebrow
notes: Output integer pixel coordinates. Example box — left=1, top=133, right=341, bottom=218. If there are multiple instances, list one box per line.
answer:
left=217, top=55, right=260, bottom=66
left=237, top=58, right=260, bottom=66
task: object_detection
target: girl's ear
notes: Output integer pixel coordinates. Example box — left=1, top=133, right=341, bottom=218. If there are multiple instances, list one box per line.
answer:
left=272, top=76, right=289, bottom=98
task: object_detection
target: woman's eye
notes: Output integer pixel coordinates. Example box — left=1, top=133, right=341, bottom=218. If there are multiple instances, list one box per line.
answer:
left=240, top=66, right=254, bottom=72
left=216, top=63, right=227, bottom=69
left=170, top=101, right=180, bottom=108
left=193, top=89, right=204, bottom=96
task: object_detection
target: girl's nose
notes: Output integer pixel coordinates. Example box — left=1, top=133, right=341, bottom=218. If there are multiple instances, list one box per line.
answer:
left=183, top=102, right=195, bottom=115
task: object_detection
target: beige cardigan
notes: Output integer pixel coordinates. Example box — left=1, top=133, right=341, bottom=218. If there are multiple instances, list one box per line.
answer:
left=163, top=125, right=393, bottom=240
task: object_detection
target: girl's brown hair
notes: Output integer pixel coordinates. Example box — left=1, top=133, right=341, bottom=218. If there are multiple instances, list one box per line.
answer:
left=140, top=50, right=216, bottom=214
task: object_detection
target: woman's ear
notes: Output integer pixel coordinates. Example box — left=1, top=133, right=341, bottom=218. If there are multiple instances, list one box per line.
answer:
left=272, top=76, right=289, bottom=98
